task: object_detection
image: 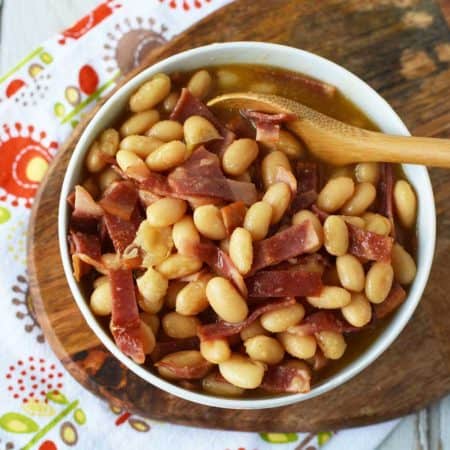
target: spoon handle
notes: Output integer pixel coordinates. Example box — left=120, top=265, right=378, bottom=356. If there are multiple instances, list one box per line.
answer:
left=325, top=129, right=450, bottom=167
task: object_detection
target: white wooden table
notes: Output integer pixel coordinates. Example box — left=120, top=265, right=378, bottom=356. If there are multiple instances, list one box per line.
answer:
left=1, top=1, right=448, bottom=449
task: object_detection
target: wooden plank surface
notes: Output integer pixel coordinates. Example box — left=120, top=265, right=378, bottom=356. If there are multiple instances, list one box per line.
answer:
left=3, top=0, right=449, bottom=448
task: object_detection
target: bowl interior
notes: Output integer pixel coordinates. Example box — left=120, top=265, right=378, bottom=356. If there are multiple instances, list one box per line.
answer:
left=58, top=42, right=435, bottom=409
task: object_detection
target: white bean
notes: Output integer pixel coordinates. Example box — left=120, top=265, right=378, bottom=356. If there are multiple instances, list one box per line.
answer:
left=193, top=205, right=227, bottom=240
left=219, top=354, right=265, bottom=389
left=206, top=277, right=248, bottom=323
left=365, top=262, right=394, bottom=304
left=317, top=177, right=354, bottom=212
left=229, top=227, right=253, bottom=275
left=394, top=180, right=417, bottom=228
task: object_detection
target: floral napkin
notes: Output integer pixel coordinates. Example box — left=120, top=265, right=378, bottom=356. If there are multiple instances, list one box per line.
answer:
left=0, top=1, right=399, bottom=449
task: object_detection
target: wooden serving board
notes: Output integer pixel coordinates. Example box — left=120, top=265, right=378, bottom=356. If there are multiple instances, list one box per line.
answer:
left=28, top=0, right=450, bottom=432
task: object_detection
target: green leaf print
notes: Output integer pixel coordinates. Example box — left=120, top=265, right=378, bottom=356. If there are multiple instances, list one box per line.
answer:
left=73, top=408, right=86, bottom=425
left=260, top=432, right=298, bottom=443
left=46, top=390, right=69, bottom=405
left=317, top=431, right=333, bottom=446
left=0, top=206, right=11, bottom=224
left=0, top=412, right=39, bottom=433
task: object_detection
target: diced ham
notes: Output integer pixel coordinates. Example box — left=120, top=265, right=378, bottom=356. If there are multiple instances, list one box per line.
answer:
left=138, top=189, right=162, bottom=207
left=154, top=356, right=212, bottom=379
left=72, top=185, right=103, bottom=218
left=69, top=231, right=102, bottom=281
left=287, top=311, right=357, bottom=336
left=273, top=165, right=297, bottom=195
left=291, top=162, right=319, bottom=212
left=254, top=120, right=280, bottom=142
left=225, top=179, right=258, bottom=206
left=198, top=297, right=297, bottom=341
left=98, top=181, right=138, bottom=221
left=103, top=208, right=140, bottom=254
left=347, top=223, right=393, bottom=262
left=71, top=256, right=90, bottom=282
left=241, top=110, right=296, bottom=143
left=251, top=221, right=320, bottom=273
left=220, top=201, right=247, bottom=235
left=139, top=169, right=221, bottom=207
left=379, top=163, right=395, bottom=236
left=109, top=269, right=146, bottom=364
left=246, top=270, right=323, bottom=297
left=69, top=185, right=103, bottom=233
left=176, top=146, right=223, bottom=177
left=374, top=283, right=407, bottom=319
left=123, top=161, right=151, bottom=182
left=309, top=348, right=329, bottom=371
left=69, top=231, right=101, bottom=262
left=67, top=191, right=75, bottom=209
left=121, top=245, right=143, bottom=270
left=140, top=172, right=172, bottom=197
left=150, top=337, right=199, bottom=362
left=170, top=88, right=233, bottom=140
left=187, top=241, right=247, bottom=296
left=168, top=148, right=257, bottom=206
left=261, top=364, right=311, bottom=393
left=293, top=253, right=331, bottom=274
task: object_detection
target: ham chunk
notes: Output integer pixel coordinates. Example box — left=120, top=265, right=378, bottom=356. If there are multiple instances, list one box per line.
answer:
left=109, top=269, right=146, bottom=364
left=171, top=88, right=233, bottom=140
left=347, top=223, right=394, bottom=262
left=246, top=269, right=322, bottom=297
left=98, top=181, right=138, bottom=221
left=261, top=363, right=311, bottom=393
left=69, top=185, right=103, bottom=233
left=103, top=207, right=141, bottom=254
left=72, top=185, right=103, bottom=218
left=198, top=297, right=297, bottom=341
left=187, top=241, right=246, bottom=295
left=168, top=147, right=257, bottom=205
left=241, top=110, right=296, bottom=142
left=251, top=221, right=320, bottom=273
left=291, top=162, right=319, bottom=212
left=220, top=201, right=246, bottom=235
left=69, top=231, right=102, bottom=281
left=288, top=311, right=357, bottom=336
left=374, top=283, right=407, bottom=319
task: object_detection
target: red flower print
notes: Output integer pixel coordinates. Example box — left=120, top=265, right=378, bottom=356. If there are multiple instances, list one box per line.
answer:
left=0, top=123, right=57, bottom=208
left=78, top=65, right=99, bottom=95
left=6, top=79, right=26, bottom=98
left=39, top=441, right=57, bottom=450
left=159, top=0, right=212, bottom=10
left=58, top=0, right=122, bottom=45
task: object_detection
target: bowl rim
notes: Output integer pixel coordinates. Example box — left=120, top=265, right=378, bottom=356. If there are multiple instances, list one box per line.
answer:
left=58, top=41, right=436, bottom=410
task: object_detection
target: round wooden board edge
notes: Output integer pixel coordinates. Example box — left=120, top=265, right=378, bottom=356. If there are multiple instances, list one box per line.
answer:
left=24, top=0, right=450, bottom=432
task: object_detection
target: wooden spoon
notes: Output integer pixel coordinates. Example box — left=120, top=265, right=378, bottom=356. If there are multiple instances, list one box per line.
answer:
left=208, top=92, right=450, bottom=167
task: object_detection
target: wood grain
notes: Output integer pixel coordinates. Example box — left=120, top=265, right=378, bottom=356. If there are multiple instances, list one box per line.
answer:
left=28, top=0, right=450, bottom=432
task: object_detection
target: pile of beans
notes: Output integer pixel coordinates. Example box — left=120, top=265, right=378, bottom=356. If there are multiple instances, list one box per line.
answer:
left=75, top=66, right=417, bottom=396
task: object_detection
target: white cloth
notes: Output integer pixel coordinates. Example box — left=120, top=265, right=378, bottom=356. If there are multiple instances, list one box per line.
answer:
left=0, top=1, right=399, bottom=448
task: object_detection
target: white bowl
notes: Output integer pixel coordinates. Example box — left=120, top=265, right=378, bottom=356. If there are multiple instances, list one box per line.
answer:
left=59, top=42, right=436, bottom=410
